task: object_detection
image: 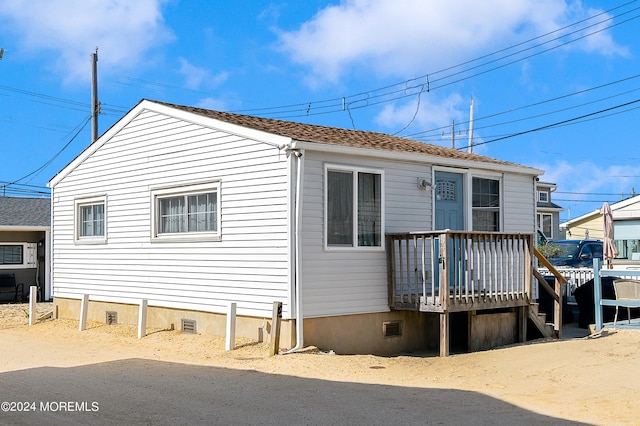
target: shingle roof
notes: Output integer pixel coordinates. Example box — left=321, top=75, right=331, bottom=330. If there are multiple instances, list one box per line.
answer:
left=537, top=200, right=563, bottom=210
left=0, top=197, right=50, bottom=227
left=154, top=100, right=521, bottom=168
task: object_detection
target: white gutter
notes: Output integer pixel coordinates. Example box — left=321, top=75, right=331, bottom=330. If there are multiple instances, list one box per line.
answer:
left=285, top=147, right=304, bottom=354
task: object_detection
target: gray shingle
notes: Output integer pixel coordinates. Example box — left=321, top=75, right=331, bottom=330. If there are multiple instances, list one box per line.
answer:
left=0, top=197, right=50, bottom=227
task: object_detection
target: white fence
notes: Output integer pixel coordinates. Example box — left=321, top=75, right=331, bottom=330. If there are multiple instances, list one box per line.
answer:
left=536, top=267, right=595, bottom=294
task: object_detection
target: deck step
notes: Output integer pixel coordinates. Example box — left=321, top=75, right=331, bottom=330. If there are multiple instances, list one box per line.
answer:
left=529, top=303, right=554, bottom=338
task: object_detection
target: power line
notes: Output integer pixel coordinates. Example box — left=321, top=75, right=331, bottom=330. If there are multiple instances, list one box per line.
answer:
left=8, top=115, right=91, bottom=185
left=465, top=98, right=640, bottom=149
left=407, top=73, right=640, bottom=138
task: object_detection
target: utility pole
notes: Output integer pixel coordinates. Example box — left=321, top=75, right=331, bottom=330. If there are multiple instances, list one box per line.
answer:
left=442, top=120, right=456, bottom=148
left=0, top=48, right=4, bottom=60
left=467, top=98, right=475, bottom=153
left=91, top=48, right=99, bottom=143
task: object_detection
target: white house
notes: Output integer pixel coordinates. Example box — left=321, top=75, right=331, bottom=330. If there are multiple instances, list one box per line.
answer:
left=561, top=194, right=640, bottom=260
left=49, top=100, right=543, bottom=355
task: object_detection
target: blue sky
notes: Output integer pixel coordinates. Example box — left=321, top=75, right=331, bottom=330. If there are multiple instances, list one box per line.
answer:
left=0, top=0, right=639, bottom=222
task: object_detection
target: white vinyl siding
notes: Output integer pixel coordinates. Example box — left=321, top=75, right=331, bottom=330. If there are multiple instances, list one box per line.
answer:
left=502, top=174, right=537, bottom=233
left=51, top=110, right=290, bottom=318
left=302, top=152, right=430, bottom=317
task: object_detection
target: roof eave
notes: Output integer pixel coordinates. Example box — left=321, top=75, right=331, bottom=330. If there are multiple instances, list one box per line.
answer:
left=293, top=140, right=542, bottom=176
left=0, top=226, right=50, bottom=231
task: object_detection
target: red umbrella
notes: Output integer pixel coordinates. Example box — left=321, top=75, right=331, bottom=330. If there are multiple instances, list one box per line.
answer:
left=601, top=202, right=618, bottom=268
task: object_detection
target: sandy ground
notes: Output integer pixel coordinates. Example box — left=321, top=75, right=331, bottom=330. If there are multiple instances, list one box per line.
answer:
left=0, top=303, right=639, bottom=425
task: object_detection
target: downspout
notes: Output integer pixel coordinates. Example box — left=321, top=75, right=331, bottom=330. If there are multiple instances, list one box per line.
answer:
left=285, top=148, right=304, bottom=353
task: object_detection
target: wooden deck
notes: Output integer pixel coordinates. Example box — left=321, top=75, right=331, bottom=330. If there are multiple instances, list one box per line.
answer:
left=386, top=231, right=565, bottom=356
left=386, top=231, right=534, bottom=313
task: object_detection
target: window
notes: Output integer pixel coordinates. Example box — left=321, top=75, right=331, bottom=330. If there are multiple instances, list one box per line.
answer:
left=472, top=177, right=500, bottom=231
left=75, top=197, right=106, bottom=243
left=0, top=243, right=36, bottom=269
left=0, top=245, right=22, bottom=265
left=537, top=213, right=553, bottom=239
left=326, top=167, right=383, bottom=248
left=152, top=182, right=220, bottom=241
left=538, top=191, right=549, bottom=202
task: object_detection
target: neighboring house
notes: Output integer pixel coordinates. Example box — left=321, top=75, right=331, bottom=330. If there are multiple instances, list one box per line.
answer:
left=0, top=196, right=51, bottom=302
left=560, top=194, right=640, bottom=260
left=49, top=99, right=543, bottom=355
left=535, top=181, right=564, bottom=240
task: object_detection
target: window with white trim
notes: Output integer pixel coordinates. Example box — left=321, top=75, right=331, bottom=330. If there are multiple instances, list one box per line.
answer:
left=472, top=177, right=500, bottom=232
left=326, top=166, right=383, bottom=248
left=75, top=197, right=106, bottom=242
left=152, top=182, right=220, bottom=240
left=0, top=243, right=36, bottom=269
left=538, top=190, right=549, bottom=202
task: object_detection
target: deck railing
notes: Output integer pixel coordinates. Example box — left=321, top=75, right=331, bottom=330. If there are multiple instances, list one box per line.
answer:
left=386, top=231, right=534, bottom=312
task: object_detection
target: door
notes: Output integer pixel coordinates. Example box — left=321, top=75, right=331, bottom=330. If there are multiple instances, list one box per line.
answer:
left=434, top=171, right=464, bottom=230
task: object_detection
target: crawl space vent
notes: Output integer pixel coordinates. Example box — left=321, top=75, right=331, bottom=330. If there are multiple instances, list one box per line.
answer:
left=383, top=321, right=403, bottom=337
left=181, top=319, right=197, bottom=334
left=105, top=311, right=118, bottom=325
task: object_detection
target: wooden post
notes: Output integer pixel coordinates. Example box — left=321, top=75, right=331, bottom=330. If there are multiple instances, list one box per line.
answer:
left=28, top=286, right=37, bottom=326
left=269, top=301, right=282, bottom=357
left=519, top=305, right=528, bottom=342
left=225, top=302, right=237, bottom=351
left=138, top=299, right=148, bottom=339
left=440, top=311, right=449, bottom=357
left=79, top=294, right=89, bottom=331
left=554, top=277, right=562, bottom=339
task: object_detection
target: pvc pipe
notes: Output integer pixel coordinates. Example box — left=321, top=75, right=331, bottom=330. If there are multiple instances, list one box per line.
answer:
left=285, top=149, right=304, bottom=354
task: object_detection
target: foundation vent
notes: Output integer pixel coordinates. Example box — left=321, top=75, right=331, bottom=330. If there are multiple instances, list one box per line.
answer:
left=383, top=321, right=403, bottom=337
left=105, top=311, right=118, bottom=325
left=181, top=319, right=197, bottom=334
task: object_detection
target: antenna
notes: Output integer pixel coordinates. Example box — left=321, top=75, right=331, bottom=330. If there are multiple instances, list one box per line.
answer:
left=467, top=98, right=474, bottom=153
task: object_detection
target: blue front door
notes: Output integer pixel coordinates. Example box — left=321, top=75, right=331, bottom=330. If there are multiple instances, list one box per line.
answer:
left=434, top=171, right=464, bottom=230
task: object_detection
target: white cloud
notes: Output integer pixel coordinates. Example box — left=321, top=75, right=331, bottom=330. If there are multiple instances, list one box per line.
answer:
left=376, top=92, right=465, bottom=134
left=0, top=0, right=173, bottom=83
left=277, top=0, right=627, bottom=85
left=177, top=58, right=229, bottom=90
left=195, top=97, right=228, bottom=111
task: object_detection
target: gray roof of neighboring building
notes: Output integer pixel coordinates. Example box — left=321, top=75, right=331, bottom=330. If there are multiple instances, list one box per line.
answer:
left=0, top=197, right=51, bottom=227
left=537, top=200, right=563, bottom=210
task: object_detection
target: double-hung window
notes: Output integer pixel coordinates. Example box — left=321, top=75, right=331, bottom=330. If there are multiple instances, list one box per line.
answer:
left=472, top=177, right=500, bottom=232
left=75, top=196, right=106, bottom=243
left=326, top=166, right=383, bottom=249
left=152, top=182, right=220, bottom=241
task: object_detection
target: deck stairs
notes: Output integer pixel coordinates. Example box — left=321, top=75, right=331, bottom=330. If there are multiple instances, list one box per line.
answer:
left=528, top=302, right=554, bottom=338
left=530, top=247, right=568, bottom=340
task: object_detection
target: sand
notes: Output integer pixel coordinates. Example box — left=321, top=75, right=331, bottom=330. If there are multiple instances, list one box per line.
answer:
left=1, top=302, right=639, bottom=425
